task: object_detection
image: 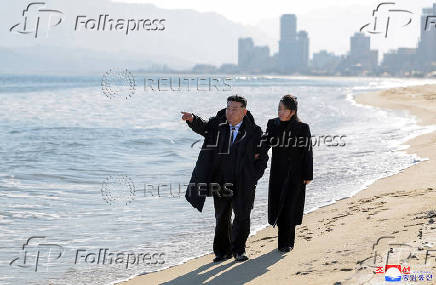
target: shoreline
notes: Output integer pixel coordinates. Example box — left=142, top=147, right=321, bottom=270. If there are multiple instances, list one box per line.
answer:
left=118, top=84, right=436, bottom=285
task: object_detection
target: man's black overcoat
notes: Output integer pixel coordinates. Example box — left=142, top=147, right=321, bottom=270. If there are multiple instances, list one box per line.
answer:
left=185, top=108, right=268, bottom=214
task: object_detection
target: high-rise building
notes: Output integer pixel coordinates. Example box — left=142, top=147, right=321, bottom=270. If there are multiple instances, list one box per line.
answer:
left=280, top=14, right=297, bottom=41
left=296, top=31, right=309, bottom=71
left=382, top=48, right=417, bottom=75
left=350, top=32, right=370, bottom=59
left=346, top=32, right=378, bottom=74
left=238, top=38, right=255, bottom=69
left=312, top=50, right=341, bottom=74
left=237, top=37, right=272, bottom=73
left=417, top=3, right=436, bottom=72
left=279, top=14, right=298, bottom=73
left=278, top=14, right=309, bottom=74
left=380, top=3, right=435, bottom=76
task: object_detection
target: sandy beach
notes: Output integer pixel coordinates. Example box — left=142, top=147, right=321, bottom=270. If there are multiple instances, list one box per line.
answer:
left=119, top=84, right=436, bottom=285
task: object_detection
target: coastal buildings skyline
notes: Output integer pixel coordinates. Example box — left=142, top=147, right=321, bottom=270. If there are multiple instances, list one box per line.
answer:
left=184, top=3, right=436, bottom=77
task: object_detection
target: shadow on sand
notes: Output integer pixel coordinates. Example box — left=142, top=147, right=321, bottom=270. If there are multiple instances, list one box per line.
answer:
left=161, top=249, right=285, bottom=285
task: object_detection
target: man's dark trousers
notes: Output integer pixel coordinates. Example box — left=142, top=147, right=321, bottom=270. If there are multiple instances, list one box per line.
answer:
left=213, top=183, right=252, bottom=257
left=212, top=129, right=251, bottom=257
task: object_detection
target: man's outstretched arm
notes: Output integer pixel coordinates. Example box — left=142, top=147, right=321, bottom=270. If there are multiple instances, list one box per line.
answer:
left=181, top=111, right=209, bottom=137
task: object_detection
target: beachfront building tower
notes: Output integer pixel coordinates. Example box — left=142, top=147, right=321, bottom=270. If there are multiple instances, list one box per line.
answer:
left=345, top=32, right=378, bottom=75
left=238, top=37, right=272, bottom=73
left=417, top=3, right=436, bottom=72
left=278, top=14, right=309, bottom=74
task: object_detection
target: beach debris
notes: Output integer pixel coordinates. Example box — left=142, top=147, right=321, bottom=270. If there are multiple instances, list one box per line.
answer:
left=426, top=210, right=436, bottom=218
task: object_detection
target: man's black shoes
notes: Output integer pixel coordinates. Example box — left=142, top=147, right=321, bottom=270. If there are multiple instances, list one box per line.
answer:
left=234, top=252, right=249, bottom=262
left=213, top=253, right=232, bottom=262
left=214, top=252, right=249, bottom=262
left=278, top=246, right=293, bottom=253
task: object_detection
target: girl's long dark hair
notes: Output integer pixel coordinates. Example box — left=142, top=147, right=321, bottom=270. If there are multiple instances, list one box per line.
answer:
left=280, top=94, right=301, bottom=122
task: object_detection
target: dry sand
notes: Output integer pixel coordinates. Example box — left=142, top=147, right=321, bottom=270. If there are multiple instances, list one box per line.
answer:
left=119, top=84, right=436, bottom=285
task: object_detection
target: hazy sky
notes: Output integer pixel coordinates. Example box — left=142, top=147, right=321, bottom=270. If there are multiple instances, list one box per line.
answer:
left=115, top=0, right=353, bottom=25
left=115, top=0, right=435, bottom=25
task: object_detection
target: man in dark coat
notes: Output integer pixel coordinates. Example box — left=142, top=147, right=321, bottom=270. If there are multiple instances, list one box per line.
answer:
left=181, top=95, right=268, bottom=262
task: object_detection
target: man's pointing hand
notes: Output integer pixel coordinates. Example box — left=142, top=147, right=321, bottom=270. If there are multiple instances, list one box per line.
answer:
left=181, top=111, right=194, bottom=123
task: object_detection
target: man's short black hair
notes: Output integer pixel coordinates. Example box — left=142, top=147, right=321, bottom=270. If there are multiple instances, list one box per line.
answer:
left=227, top=95, right=247, bottom=108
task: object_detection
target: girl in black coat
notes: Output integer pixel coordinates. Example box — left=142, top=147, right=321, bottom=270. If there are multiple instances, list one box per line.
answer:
left=258, top=94, right=313, bottom=253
